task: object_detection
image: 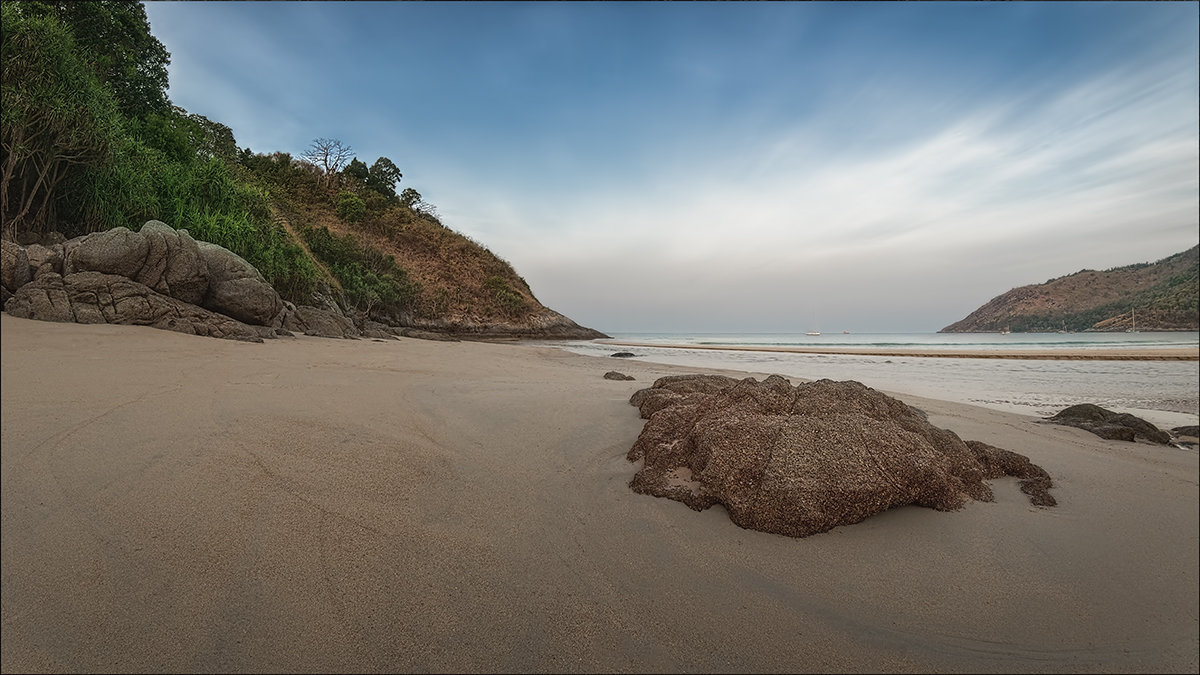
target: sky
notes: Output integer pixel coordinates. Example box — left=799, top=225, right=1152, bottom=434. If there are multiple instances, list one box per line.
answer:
left=141, top=1, right=1199, bottom=334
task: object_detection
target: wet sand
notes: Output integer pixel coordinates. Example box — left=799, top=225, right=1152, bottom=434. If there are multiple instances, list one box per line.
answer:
left=2, top=313, right=1197, bottom=673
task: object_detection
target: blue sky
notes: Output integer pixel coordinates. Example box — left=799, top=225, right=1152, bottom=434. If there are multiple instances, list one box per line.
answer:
left=142, top=1, right=1199, bottom=333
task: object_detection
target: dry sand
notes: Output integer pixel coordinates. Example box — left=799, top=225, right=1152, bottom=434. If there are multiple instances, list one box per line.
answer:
left=2, top=313, right=1197, bottom=673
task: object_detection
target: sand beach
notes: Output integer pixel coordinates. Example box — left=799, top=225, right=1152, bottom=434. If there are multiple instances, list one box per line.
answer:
left=2, top=313, right=1197, bottom=673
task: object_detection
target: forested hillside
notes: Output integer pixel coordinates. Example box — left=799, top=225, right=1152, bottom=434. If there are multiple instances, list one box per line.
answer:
left=1, top=1, right=604, bottom=338
left=940, top=246, right=1199, bottom=333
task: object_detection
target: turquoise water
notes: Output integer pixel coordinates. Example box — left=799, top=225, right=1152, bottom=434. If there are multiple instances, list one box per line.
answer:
left=550, top=331, right=1200, bottom=429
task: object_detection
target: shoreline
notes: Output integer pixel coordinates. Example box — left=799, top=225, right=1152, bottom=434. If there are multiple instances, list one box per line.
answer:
left=598, top=339, right=1200, bottom=361
left=2, top=314, right=1196, bottom=673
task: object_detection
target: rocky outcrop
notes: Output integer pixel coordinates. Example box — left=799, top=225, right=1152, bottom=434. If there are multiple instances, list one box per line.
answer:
left=4, top=220, right=609, bottom=343
left=627, top=374, right=1055, bottom=538
left=1044, top=404, right=1173, bottom=444
left=3, top=222, right=291, bottom=341
left=63, top=221, right=210, bottom=306
left=5, top=272, right=270, bottom=342
left=402, top=308, right=608, bottom=340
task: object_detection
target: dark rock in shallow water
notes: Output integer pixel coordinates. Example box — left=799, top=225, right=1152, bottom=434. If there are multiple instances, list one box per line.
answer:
left=1171, top=425, right=1199, bottom=438
left=610, top=352, right=636, bottom=358
left=626, top=374, right=1055, bottom=538
left=604, top=371, right=635, bottom=381
left=1044, top=404, right=1171, bottom=444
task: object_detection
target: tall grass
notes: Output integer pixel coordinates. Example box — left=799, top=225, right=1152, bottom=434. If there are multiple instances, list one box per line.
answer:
left=75, top=137, right=318, bottom=300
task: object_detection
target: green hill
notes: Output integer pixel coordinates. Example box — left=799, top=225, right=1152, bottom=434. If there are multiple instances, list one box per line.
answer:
left=940, top=246, right=1199, bottom=333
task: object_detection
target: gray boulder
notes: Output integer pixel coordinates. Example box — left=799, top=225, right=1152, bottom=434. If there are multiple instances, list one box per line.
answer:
left=136, top=221, right=209, bottom=305
left=604, top=371, right=635, bottom=381
left=25, top=243, right=64, bottom=280
left=62, top=222, right=210, bottom=306
left=281, top=304, right=360, bottom=338
left=197, top=241, right=284, bottom=326
left=1, top=238, right=32, bottom=294
left=64, top=227, right=150, bottom=279
left=5, top=271, right=266, bottom=342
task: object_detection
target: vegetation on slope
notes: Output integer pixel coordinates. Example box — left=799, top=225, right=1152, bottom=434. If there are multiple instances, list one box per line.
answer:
left=940, top=246, right=1199, bottom=332
left=2, top=1, right=590, bottom=335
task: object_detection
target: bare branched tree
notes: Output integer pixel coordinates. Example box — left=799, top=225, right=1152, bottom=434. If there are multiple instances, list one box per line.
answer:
left=301, top=137, right=354, bottom=189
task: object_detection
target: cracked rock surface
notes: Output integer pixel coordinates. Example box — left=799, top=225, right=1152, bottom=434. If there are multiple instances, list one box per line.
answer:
left=627, top=374, right=1055, bottom=538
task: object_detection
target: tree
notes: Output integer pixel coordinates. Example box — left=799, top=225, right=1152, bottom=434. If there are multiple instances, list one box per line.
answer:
left=399, top=187, right=422, bottom=209
left=342, top=157, right=369, bottom=184
left=185, top=110, right=237, bottom=161
left=301, top=137, right=353, bottom=189
left=365, top=156, right=402, bottom=197
left=14, top=1, right=170, bottom=120
left=1, top=4, right=120, bottom=236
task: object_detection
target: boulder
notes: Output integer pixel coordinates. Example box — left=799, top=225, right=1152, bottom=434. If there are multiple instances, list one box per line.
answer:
left=1, top=238, right=32, bottom=293
left=25, top=243, right=64, bottom=279
left=1044, top=403, right=1172, bottom=444
left=610, top=352, right=636, bottom=358
left=281, top=304, right=360, bottom=339
left=62, top=222, right=211, bottom=306
left=64, top=227, right=149, bottom=279
left=604, top=371, right=635, bottom=381
left=136, top=221, right=209, bottom=306
left=627, top=375, right=1055, bottom=538
left=5, top=271, right=266, bottom=342
left=197, top=241, right=284, bottom=326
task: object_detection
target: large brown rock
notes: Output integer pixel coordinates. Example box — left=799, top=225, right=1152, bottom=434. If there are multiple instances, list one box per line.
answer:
left=5, top=272, right=267, bottom=342
left=627, top=375, right=1055, bottom=538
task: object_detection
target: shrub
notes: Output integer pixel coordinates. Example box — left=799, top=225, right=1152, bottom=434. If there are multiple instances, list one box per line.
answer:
left=335, top=191, right=366, bottom=222
left=485, top=276, right=526, bottom=316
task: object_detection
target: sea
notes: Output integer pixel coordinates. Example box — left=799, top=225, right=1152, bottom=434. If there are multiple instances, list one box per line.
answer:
left=548, top=331, right=1200, bottom=430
